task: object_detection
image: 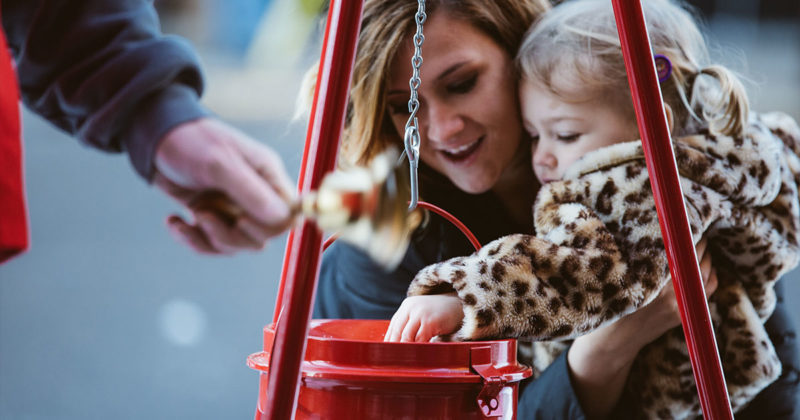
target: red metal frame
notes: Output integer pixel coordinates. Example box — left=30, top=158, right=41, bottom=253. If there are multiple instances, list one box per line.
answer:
left=611, top=1, right=732, bottom=418
left=416, top=201, right=481, bottom=251
left=262, top=1, right=365, bottom=419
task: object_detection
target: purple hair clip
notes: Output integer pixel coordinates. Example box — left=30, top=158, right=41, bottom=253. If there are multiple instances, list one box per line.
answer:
left=654, top=54, right=672, bottom=83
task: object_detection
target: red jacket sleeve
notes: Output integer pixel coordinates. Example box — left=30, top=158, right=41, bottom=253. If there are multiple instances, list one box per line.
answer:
left=0, top=20, right=28, bottom=263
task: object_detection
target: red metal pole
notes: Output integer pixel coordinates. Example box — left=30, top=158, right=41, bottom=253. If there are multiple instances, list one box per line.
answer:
left=611, top=1, right=732, bottom=418
left=263, top=1, right=364, bottom=419
left=272, top=229, right=294, bottom=323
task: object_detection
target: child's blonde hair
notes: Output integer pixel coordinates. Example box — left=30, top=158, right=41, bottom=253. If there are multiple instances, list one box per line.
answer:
left=517, top=0, right=749, bottom=138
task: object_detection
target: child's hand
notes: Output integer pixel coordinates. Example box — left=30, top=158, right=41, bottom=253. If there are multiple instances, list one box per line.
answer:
left=384, top=293, right=464, bottom=342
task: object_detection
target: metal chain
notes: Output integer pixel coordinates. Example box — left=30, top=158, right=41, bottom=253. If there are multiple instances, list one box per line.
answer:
left=403, top=0, right=426, bottom=210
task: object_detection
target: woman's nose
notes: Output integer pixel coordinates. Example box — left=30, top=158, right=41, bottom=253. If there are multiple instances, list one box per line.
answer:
left=423, top=100, right=465, bottom=144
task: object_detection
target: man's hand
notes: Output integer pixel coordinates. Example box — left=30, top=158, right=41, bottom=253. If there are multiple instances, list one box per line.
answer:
left=153, top=117, right=296, bottom=254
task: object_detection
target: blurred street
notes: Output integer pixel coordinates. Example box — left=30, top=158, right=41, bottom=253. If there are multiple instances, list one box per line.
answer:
left=1, top=1, right=799, bottom=419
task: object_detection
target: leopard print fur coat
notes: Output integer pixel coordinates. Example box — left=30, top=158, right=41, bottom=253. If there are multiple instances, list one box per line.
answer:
left=407, top=112, right=800, bottom=418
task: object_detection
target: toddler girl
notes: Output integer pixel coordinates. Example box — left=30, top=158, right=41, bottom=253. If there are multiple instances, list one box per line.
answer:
left=386, top=0, right=800, bottom=417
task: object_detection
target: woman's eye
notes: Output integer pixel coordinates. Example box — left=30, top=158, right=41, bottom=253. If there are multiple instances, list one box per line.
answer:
left=387, top=103, right=408, bottom=115
left=447, top=75, right=477, bottom=94
left=557, top=133, right=581, bottom=142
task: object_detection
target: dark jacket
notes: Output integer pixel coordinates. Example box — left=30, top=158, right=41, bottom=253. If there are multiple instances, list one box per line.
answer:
left=719, top=279, right=799, bottom=419
left=1, top=0, right=209, bottom=180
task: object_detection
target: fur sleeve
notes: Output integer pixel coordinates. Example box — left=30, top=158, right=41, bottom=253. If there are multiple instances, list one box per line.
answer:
left=674, top=121, right=783, bottom=207
left=408, top=199, right=657, bottom=341
left=759, top=112, right=800, bottom=161
left=706, top=113, right=800, bottom=319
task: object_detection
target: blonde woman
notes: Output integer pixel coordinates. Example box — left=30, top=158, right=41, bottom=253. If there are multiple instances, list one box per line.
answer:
left=312, top=0, right=798, bottom=418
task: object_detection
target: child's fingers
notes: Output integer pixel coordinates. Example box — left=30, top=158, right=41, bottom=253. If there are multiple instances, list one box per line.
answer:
left=415, top=323, right=434, bottom=343
left=400, top=316, right=422, bottom=342
left=385, top=309, right=409, bottom=342
left=384, top=322, right=393, bottom=342
left=705, top=267, right=719, bottom=297
left=384, top=319, right=398, bottom=342
left=698, top=249, right=713, bottom=286
left=695, top=237, right=708, bottom=259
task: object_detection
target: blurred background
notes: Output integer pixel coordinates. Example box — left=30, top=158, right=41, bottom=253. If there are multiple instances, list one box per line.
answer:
left=1, top=0, right=798, bottom=418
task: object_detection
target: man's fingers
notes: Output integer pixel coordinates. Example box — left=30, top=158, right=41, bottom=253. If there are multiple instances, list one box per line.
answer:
left=196, top=212, right=262, bottom=254
left=166, top=215, right=219, bottom=255
left=238, top=212, right=295, bottom=242
left=240, top=139, right=297, bottom=203
left=153, top=172, right=195, bottom=206
left=155, top=119, right=295, bottom=240
left=211, top=156, right=293, bottom=230
left=236, top=216, right=272, bottom=247
left=189, top=193, right=291, bottom=248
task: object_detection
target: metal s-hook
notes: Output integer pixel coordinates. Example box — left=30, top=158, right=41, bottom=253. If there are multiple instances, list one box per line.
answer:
left=404, top=122, right=420, bottom=210
left=403, top=0, right=426, bottom=210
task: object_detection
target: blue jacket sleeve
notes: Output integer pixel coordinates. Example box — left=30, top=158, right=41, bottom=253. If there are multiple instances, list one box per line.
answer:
left=517, top=350, right=587, bottom=420
left=1, top=0, right=210, bottom=180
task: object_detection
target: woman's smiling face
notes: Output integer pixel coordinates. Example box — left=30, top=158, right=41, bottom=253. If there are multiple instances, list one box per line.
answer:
left=385, top=11, right=523, bottom=194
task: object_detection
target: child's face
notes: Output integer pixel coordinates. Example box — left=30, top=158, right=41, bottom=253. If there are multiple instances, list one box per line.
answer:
left=520, top=80, right=640, bottom=184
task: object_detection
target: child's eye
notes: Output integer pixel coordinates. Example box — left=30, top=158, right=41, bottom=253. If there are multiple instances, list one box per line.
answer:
left=447, top=75, right=478, bottom=94
left=557, top=133, right=581, bottom=142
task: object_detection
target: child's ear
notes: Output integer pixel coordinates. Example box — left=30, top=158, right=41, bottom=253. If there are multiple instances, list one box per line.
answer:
left=664, top=103, right=675, bottom=133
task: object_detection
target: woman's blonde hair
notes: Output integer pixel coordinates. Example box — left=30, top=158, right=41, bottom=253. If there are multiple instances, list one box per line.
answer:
left=304, top=0, right=550, bottom=167
left=517, top=0, right=749, bottom=138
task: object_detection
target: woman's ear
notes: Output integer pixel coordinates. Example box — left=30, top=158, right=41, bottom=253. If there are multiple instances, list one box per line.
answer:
left=664, top=103, right=675, bottom=133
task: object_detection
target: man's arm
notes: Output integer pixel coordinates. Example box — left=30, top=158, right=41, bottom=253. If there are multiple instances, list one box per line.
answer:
left=2, top=0, right=295, bottom=253
left=2, top=0, right=207, bottom=180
